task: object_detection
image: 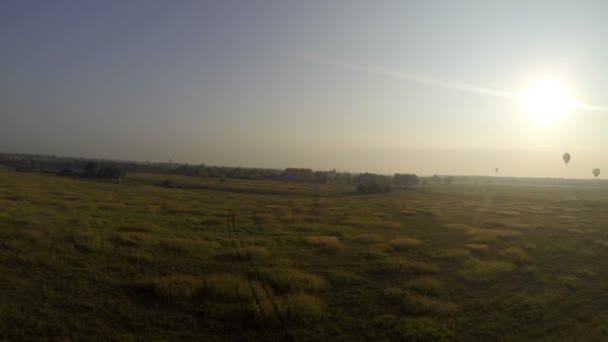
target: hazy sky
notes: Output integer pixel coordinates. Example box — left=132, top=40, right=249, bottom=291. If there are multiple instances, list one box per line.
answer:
left=2, top=0, right=608, bottom=177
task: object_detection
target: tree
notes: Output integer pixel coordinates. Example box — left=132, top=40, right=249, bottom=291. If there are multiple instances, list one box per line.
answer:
left=96, top=165, right=125, bottom=179
left=393, top=173, right=420, bottom=188
left=84, top=162, right=99, bottom=178
left=57, top=168, right=75, bottom=177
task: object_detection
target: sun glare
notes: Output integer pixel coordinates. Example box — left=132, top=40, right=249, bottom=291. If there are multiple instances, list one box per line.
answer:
left=521, top=79, right=574, bottom=126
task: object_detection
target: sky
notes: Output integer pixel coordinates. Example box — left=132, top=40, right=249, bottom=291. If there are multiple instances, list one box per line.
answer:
left=2, top=0, right=608, bottom=177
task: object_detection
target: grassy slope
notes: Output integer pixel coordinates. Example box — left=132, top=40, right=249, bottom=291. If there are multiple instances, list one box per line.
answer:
left=1, top=169, right=608, bottom=341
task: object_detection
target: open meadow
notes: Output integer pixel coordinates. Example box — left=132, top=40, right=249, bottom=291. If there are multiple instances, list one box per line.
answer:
left=2, top=168, right=608, bottom=341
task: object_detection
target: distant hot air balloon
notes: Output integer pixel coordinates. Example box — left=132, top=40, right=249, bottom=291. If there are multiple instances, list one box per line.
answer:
left=563, top=153, right=571, bottom=165
left=593, top=168, right=600, bottom=178
left=495, top=168, right=499, bottom=173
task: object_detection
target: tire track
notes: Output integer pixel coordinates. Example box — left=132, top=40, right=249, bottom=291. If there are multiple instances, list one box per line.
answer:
left=227, top=212, right=295, bottom=342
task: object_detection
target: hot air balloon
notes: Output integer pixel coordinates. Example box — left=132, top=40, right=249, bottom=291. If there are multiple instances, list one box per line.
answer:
left=495, top=168, right=499, bottom=173
left=563, top=153, right=571, bottom=165
left=593, top=168, right=600, bottom=178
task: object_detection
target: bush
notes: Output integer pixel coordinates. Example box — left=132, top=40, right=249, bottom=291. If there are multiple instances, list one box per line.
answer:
left=97, top=165, right=126, bottom=179
left=357, top=181, right=392, bottom=194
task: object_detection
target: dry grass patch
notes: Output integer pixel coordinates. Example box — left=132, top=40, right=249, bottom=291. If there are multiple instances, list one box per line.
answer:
left=462, top=259, right=515, bottom=281
left=497, top=247, right=532, bottom=264
left=442, top=223, right=474, bottom=231
left=375, top=259, right=440, bottom=275
left=469, top=228, right=521, bottom=242
left=466, top=243, right=489, bottom=254
left=443, top=223, right=520, bottom=242
left=483, top=220, right=533, bottom=230
left=255, top=293, right=327, bottom=322
left=557, top=275, right=581, bottom=289
left=351, top=233, right=384, bottom=244
left=205, top=273, right=266, bottom=301
left=306, top=235, right=344, bottom=253
left=383, top=288, right=457, bottom=316
left=117, top=223, right=160, bottom=233
left=260, top=267, right=327, bottom=293
left=495, top=210, right=520, bottom=217
left=142, top=274, right=205, bottom=300
left=432, top=248, right=470, bottom=261
left=72, top=231, right=103, bottom=252
left=389, top=237, right=423, bottom=250
left=124, top=250, right=154, bottom=263
left=112, top=232, right=153, bottom=246
left=404, top=277, right=443, bottom=295
left=234, top=246, right=271, bottom=260
left=201, top=216, right=225, bottom=226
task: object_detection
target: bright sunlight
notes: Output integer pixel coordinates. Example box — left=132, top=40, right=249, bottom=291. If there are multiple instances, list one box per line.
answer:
left=521, top=79, right=574, bottom=126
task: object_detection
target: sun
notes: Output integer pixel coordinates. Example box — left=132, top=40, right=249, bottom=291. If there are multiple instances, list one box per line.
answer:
left=520, top=79, right=574, bottom=126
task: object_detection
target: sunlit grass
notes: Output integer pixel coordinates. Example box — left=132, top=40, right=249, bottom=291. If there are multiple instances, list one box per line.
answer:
left=1, top=168, right=608, bottom=340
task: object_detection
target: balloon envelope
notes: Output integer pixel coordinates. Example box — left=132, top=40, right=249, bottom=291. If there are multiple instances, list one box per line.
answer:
left=563, top=153, right=571, bottom=165
left=495, top=168, right=499, bottom=173
left=593, top=168, right=600, bottom=178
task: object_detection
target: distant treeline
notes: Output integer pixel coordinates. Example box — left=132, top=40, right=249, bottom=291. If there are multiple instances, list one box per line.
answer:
left=170, top=165, right=354, bottom=183
left=0, top=153, right=175, bottom=175
left=0, top=153, right=426, bottom=193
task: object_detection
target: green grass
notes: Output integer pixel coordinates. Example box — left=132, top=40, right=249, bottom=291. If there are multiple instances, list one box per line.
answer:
left=2, top=168, right=608, bottom=340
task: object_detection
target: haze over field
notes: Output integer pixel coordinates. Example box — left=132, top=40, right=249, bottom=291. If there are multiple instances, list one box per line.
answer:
left=2, top=1, right=608, bottom=177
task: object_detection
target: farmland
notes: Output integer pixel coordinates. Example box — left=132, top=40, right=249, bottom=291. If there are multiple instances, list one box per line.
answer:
left=1, top=168, right=608, bottom=341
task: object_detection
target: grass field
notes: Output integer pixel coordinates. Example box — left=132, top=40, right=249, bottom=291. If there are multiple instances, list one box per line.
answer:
left=2, top=168, right=608, bottom=341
